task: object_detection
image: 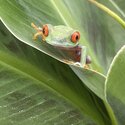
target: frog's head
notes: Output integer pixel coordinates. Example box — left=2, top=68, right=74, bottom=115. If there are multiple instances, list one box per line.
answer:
left=42, top=24, right=80, bottom=48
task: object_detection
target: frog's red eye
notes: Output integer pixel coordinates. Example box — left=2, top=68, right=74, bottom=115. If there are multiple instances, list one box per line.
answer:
left=42, top=25, right=49, bottom=37
left=71, top=31, right=80, bottom=43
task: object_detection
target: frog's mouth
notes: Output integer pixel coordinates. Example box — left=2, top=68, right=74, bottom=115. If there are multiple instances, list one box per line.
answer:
left=46, top=39, right=79, bottom=48
left=49, top=42, right=79, bottom=48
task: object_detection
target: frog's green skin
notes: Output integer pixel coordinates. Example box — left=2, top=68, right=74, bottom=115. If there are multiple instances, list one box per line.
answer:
left=45, top=24, right=79, bottom=47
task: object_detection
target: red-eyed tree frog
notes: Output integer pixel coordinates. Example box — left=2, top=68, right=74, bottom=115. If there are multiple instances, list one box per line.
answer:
left=31, top=23, right=91, bottom=68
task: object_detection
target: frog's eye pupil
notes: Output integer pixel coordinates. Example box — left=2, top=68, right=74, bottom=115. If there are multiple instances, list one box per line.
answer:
left=71, top=31, right=80, bottom=43
left=43, top=29, right=45, bottom=34
left=42, top=25, right=49, bottom=37
left=76, top=35, right=78, bottom=40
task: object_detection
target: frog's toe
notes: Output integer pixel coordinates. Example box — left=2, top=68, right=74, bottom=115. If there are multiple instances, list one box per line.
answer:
left=86, top=55, right=92, bottom=64
left=74, top=62, right=82, bottom=67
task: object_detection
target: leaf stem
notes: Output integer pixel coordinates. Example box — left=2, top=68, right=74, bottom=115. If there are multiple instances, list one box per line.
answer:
left=109, top=0, right=125, bottom=18
left=104, top=101, right=118, bottom=125
left=88, top=0, right=125, bottom=28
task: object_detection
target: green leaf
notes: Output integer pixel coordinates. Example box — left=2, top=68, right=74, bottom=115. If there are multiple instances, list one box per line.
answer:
left=109, top=0, right=125, bottom=18
left=88, top=0, right=125, bottom=28
left=87, top=0, right=125, bottom=73
left=0, top=62, right=93, bottom=125
left=0, top=0, right=103, bottom=72
left=1, top=0, right=121, bottom=124
left=0, top=0, right=111, bottom=101
left=0, top=20, right=111, bottom=124
left=1, top=0, right=125, bottom=74
left=71, top=66, right=105, bottom=100
left=106, top=46, right=125, bottom=125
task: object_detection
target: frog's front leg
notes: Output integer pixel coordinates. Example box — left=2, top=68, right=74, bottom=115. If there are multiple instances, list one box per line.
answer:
left=31, top=23, right=46, bottom=41
left=84, top=64, right=90, bottom=69
left=84, top=55, right=92, bottom=69
left=62, top=59, right=75, bottom=65
left=62, top=59, right=82, bottom=67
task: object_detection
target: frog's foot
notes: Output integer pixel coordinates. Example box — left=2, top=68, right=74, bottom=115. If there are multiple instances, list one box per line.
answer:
left=84, top=64, right=90, bottom=69
left=62, top=59, right=74, bottom=65
left=31, top=23, right=46, bottom=41
left=31, top=23, right=40, bottom=31
left=33, top=32, right=46, bottom=41
left=62, top=59, right=82, bottom=67
left=74, top=62, right=82, bottom=67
